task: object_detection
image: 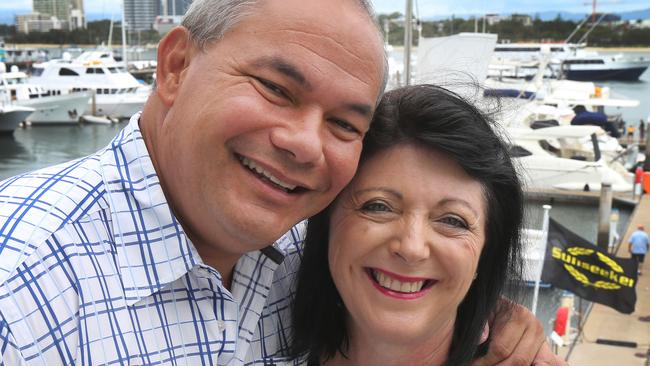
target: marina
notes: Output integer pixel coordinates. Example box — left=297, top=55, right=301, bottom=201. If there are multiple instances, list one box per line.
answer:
left=1, top=0, right=650, bottom=363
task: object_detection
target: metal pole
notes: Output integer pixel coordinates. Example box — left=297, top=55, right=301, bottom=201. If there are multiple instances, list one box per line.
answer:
left=597, top=182, right=613, bottom=251
left=121, top=0, right=128, bottom=68
left=532, top=204, right=552, bottom=316
left=644, top=121, right=650, bottom=172
left=404, top=0, right=413, bottom=86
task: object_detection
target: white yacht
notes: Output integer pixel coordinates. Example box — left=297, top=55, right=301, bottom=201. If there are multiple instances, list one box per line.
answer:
left=0, top=63, right=92, bottom=124
left=29, top=51, right=149, bottom=119
left=507, top=126, right=633, bottom=193
left=490, top=43, right=649, bottom=81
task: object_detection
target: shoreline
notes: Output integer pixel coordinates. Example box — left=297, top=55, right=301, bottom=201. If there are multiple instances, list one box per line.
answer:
left=4, top=44, right=650, bottom=51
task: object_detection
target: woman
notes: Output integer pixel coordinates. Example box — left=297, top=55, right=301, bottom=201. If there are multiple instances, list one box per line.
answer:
left=291, top=84, right=525, bottom=365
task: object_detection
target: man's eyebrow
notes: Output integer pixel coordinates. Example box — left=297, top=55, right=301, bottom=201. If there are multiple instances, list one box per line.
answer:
left=252, top=56, right=311, bottom=90
left=345, top=103, right=373, bottom=119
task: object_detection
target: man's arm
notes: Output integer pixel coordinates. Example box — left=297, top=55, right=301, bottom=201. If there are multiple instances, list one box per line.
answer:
left=471, top=299, right=568, bottom=366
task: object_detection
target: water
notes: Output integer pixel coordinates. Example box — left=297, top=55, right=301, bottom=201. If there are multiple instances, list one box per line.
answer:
left=0, top=122, right=128, bottom=180
left=599, top=51, right=650, bottom=125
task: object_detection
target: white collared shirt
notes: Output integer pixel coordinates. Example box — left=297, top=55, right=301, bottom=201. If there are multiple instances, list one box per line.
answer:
left=0, top=114, right=304, bottom=365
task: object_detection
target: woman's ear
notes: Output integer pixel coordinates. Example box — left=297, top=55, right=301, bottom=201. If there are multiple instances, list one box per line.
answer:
left=155, top=26, right=194, bottom=107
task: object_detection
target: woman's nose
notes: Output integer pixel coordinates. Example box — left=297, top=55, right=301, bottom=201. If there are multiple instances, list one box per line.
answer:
left=390, top=218, right=431, bottom=263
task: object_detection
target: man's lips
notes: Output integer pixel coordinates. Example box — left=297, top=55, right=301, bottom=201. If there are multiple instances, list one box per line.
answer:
left=366, top=268, right=437, bottom=299
left=237, top=154, right=309, bottom=194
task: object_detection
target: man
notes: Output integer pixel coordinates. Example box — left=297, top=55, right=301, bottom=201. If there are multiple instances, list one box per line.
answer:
left=571, top=104, right=621, bottom=138
left=629, top=225, right=649, bottom=275
left=0, top=0, right=561, bottom=364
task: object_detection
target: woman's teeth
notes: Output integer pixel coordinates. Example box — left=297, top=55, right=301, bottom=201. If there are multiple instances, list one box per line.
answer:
left=372, top=269, right=426, bottom=293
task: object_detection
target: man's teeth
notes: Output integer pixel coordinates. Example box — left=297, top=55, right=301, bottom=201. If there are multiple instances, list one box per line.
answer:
left=373, top=270, right=425, bottom=293
left=240, top=157, right=297, bottom=191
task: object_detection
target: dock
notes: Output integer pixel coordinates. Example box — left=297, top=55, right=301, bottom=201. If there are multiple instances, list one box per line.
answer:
left=559, top=194, right=650, bottom=365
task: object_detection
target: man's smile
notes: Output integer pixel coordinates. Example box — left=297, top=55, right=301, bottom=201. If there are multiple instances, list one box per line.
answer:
left=237, top=154, right=308, bottom=194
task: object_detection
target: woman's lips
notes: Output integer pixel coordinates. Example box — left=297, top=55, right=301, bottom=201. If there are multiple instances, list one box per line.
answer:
left=366, top=268, right=437, bottom=300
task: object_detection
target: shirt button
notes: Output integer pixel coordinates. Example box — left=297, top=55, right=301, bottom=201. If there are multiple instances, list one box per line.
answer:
left=217, top=320, right=225, bottom=331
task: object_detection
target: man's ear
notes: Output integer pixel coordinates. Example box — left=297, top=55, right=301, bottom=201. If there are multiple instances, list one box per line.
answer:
left=156, top=26, right=194, bottom=107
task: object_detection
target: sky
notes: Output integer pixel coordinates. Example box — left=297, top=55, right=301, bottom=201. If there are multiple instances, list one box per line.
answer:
left=1, top=0, right=649, bottom=17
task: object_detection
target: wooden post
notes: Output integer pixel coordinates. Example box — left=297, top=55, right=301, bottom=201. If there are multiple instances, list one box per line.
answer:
left=91, top=89, right=97, bottom=116
left=597, top=182, right=612, bottom=252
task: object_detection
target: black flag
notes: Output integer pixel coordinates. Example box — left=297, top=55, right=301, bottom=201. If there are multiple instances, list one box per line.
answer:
left=541, top=218, right=638, bottom=314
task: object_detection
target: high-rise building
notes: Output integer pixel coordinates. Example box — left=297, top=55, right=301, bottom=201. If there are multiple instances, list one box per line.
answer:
left=31, top=0, right=85, bottom=30
left=33, top=0, right=71, bottom=24
left=163, top=0, right=190, bottom=16
left=124, top=0, right=162, bottom=33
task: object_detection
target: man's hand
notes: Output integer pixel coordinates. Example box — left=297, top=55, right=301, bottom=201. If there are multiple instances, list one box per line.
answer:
left=532, top=342, right=569, bottom=366
left=471, top=299, right=548, bottom=366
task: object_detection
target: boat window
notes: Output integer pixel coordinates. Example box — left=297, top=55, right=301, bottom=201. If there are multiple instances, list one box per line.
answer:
left=509, top=145, right=533, bottom=158
left=97, top=88, right=102, bottom=94
left=103, top=88, right=109, bottom=94
left=96, top=68, right=105, bottom=74
left=111, top=89, right=117, bottom=94
left=86, top=68, right=94, bottom=74
left=31, top=68, right=44, bottom=77
left=59, top=67, right=79, bottom=76
left=108, top=67, right=117, bottom=73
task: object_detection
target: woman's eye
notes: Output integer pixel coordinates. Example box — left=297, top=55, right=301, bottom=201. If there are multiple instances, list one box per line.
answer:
left=439, top=216, right=468, bottom=229
left=361, top=201, right=391, bottom=213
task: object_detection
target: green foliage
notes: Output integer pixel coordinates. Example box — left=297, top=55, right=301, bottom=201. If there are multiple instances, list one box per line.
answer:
left=379, top=15, right=650, bottom=46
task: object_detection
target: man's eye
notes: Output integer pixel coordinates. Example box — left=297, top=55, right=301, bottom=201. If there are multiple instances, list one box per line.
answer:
left=439, top=216, right=468, bottom=229
left=258, top=78, right=288, bottom=98
left=330, top=118, right=360, bottom=135
left=361, top=201, right=391, bottom=213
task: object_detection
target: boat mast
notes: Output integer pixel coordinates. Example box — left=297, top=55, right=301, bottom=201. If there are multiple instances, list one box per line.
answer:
left=121, top=0, right=128, bottom=67
left=404, top=0, right=413, bottom=86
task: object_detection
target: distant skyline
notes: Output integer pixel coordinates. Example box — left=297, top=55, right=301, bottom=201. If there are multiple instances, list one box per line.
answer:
left=1, top=0, right=649, bottom=19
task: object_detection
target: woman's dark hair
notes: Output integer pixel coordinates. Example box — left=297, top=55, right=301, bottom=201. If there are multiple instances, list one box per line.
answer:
left=290, top=84, right=525, bottom=366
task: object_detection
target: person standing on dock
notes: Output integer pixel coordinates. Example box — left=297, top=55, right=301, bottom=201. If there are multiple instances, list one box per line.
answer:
left=629, top=225, right=649, bottom=275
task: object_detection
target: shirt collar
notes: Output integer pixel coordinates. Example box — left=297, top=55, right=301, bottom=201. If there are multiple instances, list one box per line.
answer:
left=100, top=113, right=202, bottom=305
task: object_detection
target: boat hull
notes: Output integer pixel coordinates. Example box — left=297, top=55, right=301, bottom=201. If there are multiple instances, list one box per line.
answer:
left=16, top=91, right=92, bottom=124
left=565, top=66, right=648, bottom=81
left=0, top=107, right=34, bottom=134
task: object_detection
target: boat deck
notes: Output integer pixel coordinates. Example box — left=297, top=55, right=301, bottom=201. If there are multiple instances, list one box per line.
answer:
left=559, top=194, right=650, bottom=365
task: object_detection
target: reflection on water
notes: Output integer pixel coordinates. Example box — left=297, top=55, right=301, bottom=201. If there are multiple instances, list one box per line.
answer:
left=0, top=122, right=128, bottom=181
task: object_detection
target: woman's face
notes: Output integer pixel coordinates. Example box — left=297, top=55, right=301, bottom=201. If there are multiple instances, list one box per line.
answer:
left=328, top=144, right=487, bottom=346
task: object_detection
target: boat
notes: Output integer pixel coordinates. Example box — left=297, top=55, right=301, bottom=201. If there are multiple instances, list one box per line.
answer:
left=0, top=105, right=34, bottom=134
left=0, top=63, right=92, bottom=124
left=560, top=53, right=650, bottom=81
left=29, top=50, right=149, bottom=119
left=506, top=125, right=634, bottom=192
left=489, top=42, right=649, bottom=81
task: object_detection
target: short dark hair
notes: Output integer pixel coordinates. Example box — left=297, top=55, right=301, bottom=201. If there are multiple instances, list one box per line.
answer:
left=290, top=84, right=525, bottom=366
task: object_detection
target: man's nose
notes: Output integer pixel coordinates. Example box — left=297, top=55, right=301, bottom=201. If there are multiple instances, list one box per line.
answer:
left=270, top=109, right=325, bottom=165
left=390, top=218, right=431, bottom=263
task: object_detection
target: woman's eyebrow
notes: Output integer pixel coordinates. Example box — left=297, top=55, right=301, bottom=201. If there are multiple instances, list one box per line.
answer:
left=354, top=187, right=402, bottom=200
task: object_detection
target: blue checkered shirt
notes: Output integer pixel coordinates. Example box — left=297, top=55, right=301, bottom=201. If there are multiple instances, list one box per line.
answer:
left=0, top=114, right=304, bottom=365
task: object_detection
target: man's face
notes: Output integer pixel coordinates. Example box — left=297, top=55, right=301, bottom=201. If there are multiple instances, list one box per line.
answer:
left=156, top=0, right=385, bottom=260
